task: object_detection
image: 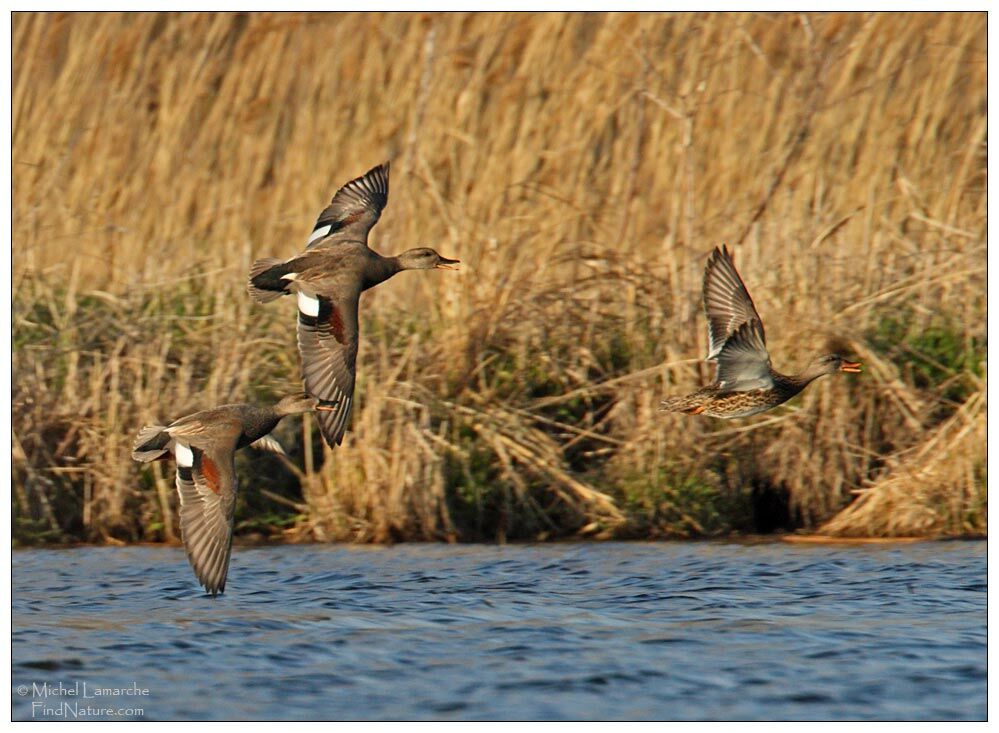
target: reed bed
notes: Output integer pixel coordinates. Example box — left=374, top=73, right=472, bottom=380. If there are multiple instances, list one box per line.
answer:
left=13, top=12, right=986, bottom=544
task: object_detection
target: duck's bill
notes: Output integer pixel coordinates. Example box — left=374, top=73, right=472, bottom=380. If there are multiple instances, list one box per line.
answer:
left=840, top=361, right=863, bottom=373
left=315, top=399, right=340, bottom=412
left=435, top=257, right=461, bottom=270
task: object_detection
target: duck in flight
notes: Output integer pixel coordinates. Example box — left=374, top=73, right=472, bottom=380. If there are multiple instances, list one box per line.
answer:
left=247, top=162, right=459, bottom=447
left=660, top=245, right=861, bottom=418
left=132, top=393, right=329, bottom=596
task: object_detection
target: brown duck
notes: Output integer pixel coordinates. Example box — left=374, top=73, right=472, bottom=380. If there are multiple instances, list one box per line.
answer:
left=247, top=162, right=460, bottom=448
left=132, top=393, right=328, bottom=596
left=660, top=245, right=861, bottom=418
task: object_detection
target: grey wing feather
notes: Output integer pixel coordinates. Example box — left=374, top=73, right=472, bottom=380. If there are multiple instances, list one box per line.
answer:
left=175, top=448, right=236, bottom=597
left=165, top=411, right=242, bottom=443
left=306, top=162, right=390, bottom=248
left=296, top=293, right=359, bottom=447
left=249, top=435, right=286, bottom=456
left=714, top=320, right=773, bottom=392
left=703, top=245, right=765, bottom=360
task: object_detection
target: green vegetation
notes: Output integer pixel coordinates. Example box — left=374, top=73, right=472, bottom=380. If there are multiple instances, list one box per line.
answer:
left=870, top=309, right=986, bottom=410
left=614, top=464, right=752, bottom=538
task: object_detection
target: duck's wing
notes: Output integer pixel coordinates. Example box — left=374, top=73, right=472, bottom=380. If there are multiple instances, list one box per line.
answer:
left=296, top=288, right=359, bottom=447
left=166, top=418, right=241, bottom=597
left=713, top=319, right=773, bottom=392
left=249, top=435, right=285, bottom=456
left=306, top=162, right=390, bottom=249
left=703, top=245, right=765, bottom=360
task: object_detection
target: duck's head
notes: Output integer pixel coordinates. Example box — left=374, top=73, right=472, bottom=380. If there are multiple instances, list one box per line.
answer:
left=396, top=247, right=461, bottom=271
left=806, top=353, right=863, bottom=378
left=274, top=392, right=337, bottom=416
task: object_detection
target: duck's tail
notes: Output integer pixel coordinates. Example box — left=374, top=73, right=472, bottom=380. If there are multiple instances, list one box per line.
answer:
left=248, top=257, right=294, bottom=304
left=132, top=425, right=171, bottom=462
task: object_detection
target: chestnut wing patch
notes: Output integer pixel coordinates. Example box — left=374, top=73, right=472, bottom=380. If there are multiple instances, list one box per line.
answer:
left=296, top=293, right=360, bottom=447
left=175, top=446, right=236, bottom=596
left=198, top=453, right=222, bottom=495
left=298, top=296, right=348, bottom=345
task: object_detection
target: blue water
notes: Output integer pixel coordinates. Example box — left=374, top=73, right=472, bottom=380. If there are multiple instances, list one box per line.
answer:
left=11, top=541, right=986, bottom=721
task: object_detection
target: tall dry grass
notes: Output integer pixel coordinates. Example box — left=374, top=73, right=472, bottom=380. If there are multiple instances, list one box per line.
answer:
left=13, top=12, right=986, bottom=544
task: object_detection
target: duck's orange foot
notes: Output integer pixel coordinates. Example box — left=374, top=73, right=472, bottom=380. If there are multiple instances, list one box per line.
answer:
left=684, top=405, right=706, bottom=415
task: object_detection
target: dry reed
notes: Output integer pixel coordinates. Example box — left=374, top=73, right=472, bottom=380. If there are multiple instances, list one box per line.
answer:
left=13, top=12, right=986, bottom=544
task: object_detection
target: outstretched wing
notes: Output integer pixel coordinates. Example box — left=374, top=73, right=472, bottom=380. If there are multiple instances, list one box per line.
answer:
left=703, top=245, right=765, bottom=360
left=714, top=319, right=773, bottom=392
left=165, top=416, right=241, bottom=596
left=296, top=289, right=360, bottom=447
left=306, top=162, right=390, bottom=248
left=173, top=446, right=237, bottom=597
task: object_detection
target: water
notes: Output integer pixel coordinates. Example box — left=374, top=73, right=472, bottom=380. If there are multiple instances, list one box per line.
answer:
left=12, top=541, right=985, bottom=721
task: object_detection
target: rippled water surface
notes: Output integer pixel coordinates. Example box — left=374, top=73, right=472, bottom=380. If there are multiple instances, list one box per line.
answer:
left=12, top=540, right=985, bottom=721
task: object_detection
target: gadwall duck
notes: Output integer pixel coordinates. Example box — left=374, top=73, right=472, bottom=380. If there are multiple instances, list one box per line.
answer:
left=132, top=393, right=330, bottom=596
left=247, top=162, right=460, bottom=448
left=660, top=245, right=861, bottom=418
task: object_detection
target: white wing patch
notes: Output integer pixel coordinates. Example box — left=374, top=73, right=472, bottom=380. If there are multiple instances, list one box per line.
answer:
left=174, top=440, right=194, bottom=468
left=297, top=290, right=320, bottom=317
left=308, top=224, right=332, bottom=245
